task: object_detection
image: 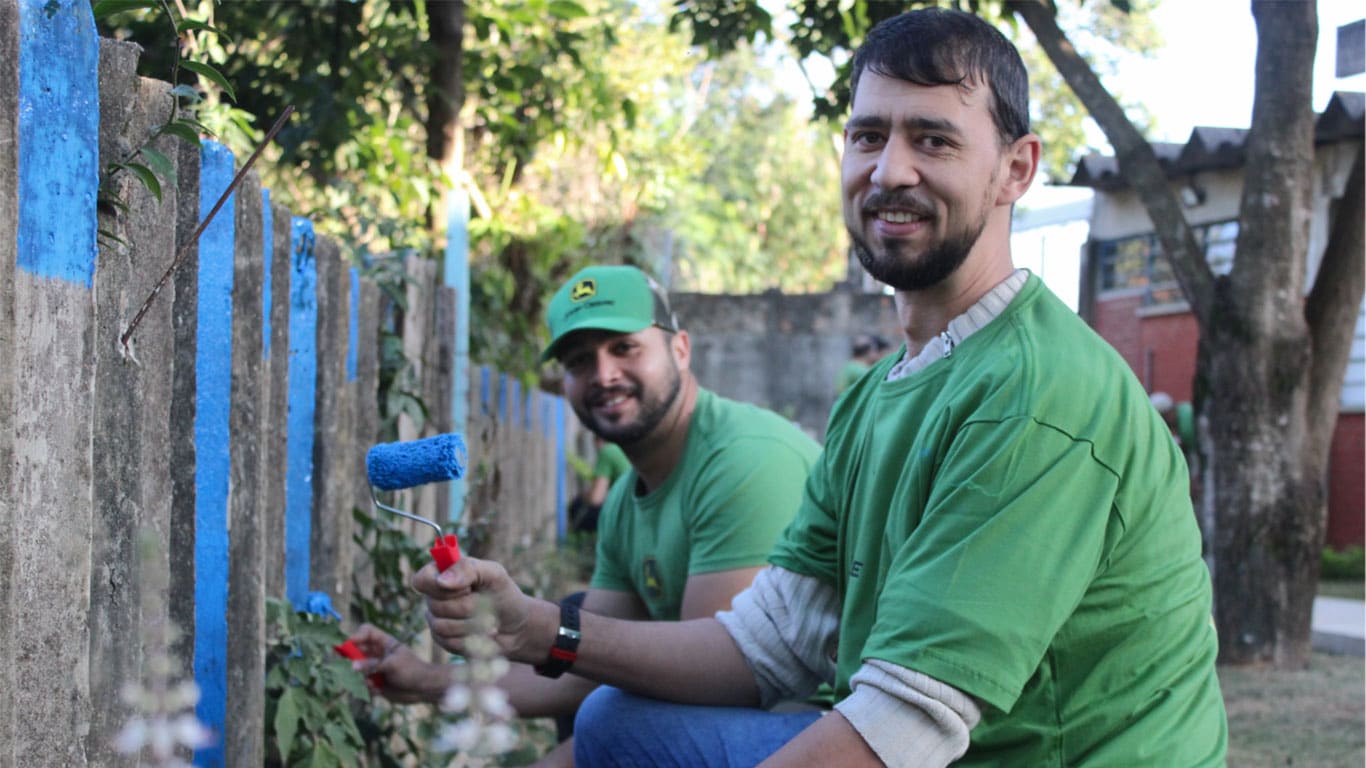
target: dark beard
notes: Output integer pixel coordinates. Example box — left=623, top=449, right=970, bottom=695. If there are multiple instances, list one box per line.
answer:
left=850, top=230, right=974, bottom=291
left=851, top=187, right=992, bottom=291
left=574, top=363, right=683, bottom=447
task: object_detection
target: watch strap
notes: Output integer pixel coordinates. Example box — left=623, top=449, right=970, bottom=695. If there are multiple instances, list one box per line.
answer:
left=533, top=599, right=581, bottom=678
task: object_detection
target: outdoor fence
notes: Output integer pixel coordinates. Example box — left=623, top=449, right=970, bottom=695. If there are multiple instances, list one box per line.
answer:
left=0, top=2, right=581, bottom=766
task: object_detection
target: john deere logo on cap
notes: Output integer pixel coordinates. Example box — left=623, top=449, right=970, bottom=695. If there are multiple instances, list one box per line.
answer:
left=570, top=279, right=596, bottom=302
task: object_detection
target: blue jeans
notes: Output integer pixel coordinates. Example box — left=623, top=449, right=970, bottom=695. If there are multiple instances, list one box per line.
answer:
left=572, top=687, right=823, bottom=768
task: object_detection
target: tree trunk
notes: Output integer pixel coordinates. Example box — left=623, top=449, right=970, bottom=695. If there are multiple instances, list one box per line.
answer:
left=1012, top=0, right=1361, bottom=667
left=426, top=0, right=465, bottom=234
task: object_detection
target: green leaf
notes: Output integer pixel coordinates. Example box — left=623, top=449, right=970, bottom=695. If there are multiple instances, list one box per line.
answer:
left=139, top=146, right=177, bottom=185
left=179, top=59, right=237, bottom=102
left=177, top=18, right=232, bottom=40
left=116, top=162, right=162, bottom=202
left=547, top=0, right=588, bottom=20
left=158, top=120, right=202, bottom=145
left=97, top=228, right=128, bottom=247
left=274, top=687, right=301, bottom=764
left=91, top=0, right=156, bottom=20
left=169, top=84, right=203, bottom=103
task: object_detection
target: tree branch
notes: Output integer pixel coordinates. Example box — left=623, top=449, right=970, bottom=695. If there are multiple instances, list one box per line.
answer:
left=1305, top=143, right=1365, bottom=443
left=1005, top=0, right=1214, bottom=327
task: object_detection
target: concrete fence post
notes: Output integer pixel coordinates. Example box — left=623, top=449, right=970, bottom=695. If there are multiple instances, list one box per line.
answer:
left=191, top=139, right=237, bottom=768
left=88, top=35, right=179, bottom=767
left=5, top=1, right=101, bottom=764
left=263, top=198, right=291, bottom=599
left=225, top=169, right=266, bottom=767
left=285, top=217, right=318, bottom=607
left=310, top=234, right=355, bottom=607
left=0, top=0, right=17, bottom=752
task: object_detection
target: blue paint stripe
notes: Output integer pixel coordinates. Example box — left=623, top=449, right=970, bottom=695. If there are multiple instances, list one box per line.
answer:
left=347, top=267, right=359, bottom=382
left=261, top=189, right=273, bottom=359
left=555, top=398, right=567, bottom=541
left=193, top=141, right=236, bottom=768
left=542, top=394, right=552, bottom=438
left=524, top=390, right=534, bottom=433
left=498, top=374, right=509, bottom=422
left=510, top=380, right=522, bottom=428
left=16, top=0, right=98, bottom=285
left=443, top=191, right=471, bottom=529
left=285, top=218, right=318, bottom=608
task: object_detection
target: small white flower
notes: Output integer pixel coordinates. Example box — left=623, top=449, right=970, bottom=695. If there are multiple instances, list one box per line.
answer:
left=484, top=722, right=518, bottom=753
left=477, top=687, right=513, bottom=719
left=112, top=718, right=147, bottom=753
left=435, top=719, right=482, bottom=753
left=442, top=684, right=472, bottom=713
left=171, top=713, right=215, bottom=749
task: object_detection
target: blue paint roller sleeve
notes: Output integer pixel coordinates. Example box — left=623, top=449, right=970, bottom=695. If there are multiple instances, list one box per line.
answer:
left=366, top=433, right=467, bottom=491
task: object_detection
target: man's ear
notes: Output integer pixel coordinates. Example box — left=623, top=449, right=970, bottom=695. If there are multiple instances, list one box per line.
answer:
left=671, top=329, right=691, bottom=370
left=996, top=133, right=1041, bottom=206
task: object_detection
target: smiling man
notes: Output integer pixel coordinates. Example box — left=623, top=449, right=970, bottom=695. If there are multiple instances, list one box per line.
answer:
left=415, top=9, right=1227, bottom=767
left=350, top=265, right=820, bottom=767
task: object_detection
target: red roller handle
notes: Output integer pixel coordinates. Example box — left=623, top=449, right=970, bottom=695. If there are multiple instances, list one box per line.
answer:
left=430, top=533, right=461, bottom=571
left=333, top=639, right=386, bottom=688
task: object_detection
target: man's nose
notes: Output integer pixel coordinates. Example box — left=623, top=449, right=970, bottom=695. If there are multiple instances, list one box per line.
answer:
left=590, top=348, right=624, bottom=386
left=869, top=139, right=921, bottom=190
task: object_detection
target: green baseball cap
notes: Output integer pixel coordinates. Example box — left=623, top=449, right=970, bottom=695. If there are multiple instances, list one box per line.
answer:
left=542, top=265, right=678, bottom=362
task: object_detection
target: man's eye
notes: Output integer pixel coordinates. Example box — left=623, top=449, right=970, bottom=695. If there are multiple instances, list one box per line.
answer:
left=851, top=132, right=884, bottom=148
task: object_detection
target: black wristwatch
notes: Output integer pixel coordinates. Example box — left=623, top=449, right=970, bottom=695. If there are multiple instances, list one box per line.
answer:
left=533, top=599, right=582, bottom=678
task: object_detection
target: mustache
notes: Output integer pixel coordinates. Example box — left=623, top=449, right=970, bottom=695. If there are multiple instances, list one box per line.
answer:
left=588, top=384, right=638, bottom=406
left=861, top=190, right=934, bottom=218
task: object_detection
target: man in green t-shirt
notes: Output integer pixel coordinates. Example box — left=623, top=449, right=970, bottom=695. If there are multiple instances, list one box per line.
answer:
left=349, top=265, right=820, bottom=766
left=414, top=9, right=1227, bottom=766
left=834, top=333, right=891, bottom=397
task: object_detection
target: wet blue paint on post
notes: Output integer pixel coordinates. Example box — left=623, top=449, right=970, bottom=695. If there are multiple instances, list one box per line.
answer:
left=261, top=189, right=273, bottom=359
left=347, top=268, right=359, bottom=382
left=16, top=0, right=98, bottom=285
left=524, top=389, right=534, bottom=432
left=498, top=373, right=509, bottom=422
left=193, top=141, right=236, bottom=768
left=510, top=379, right=522, bottom=428
left=285, top=218, right=318, bottom=608
left=443, top=191, right=471, bottom=528
left=555, top=397, right=567, bottom=541
left=542, top=395, right=553, bottom=438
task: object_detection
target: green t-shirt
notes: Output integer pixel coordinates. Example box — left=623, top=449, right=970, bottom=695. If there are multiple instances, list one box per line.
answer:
left=591, top=388, right=820, bottom=621
left=834, top=359, right=870, bottom=396
left=770, top=275, right=1227, bottom=765
left=592, top=442, right=631, bottom=486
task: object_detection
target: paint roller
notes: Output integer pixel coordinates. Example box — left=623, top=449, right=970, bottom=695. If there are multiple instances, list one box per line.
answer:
left=334, top=432, right=468, bottom=680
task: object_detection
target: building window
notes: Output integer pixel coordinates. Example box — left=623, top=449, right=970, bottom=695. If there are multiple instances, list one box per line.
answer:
left=1095, top=220, right=1239, bottom=306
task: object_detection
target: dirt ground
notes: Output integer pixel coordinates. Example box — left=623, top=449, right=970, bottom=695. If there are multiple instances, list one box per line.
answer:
left=1219, top=651, right=1365, bottom=767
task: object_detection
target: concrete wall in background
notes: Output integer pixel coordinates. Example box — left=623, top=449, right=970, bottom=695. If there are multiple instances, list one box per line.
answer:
left=673, top=288, right=902, bottom=440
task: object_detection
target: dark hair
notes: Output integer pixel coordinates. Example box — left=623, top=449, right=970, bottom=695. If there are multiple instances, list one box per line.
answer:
left=849, top=8, right=1030, bottom=145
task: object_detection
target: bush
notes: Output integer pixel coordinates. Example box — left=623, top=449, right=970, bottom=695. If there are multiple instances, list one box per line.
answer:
left=1322, top=545, right=1365, bottom=580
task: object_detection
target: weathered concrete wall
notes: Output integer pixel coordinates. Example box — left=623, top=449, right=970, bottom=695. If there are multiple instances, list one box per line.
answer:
left=672, top=288, right=903, bottom=439
left=0, top=3, right=605, bottom=765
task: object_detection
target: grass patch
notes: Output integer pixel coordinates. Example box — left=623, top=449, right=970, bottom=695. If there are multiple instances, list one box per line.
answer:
left=1319, top=578, right=1366, bottom=600
left=1220, top=651, right=1365, bottom=767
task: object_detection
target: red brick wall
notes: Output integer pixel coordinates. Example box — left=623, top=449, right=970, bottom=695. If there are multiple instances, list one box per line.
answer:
left=1092, top=295, right=1363, bottom=552
left=1092, top=293, right=1144, bottom=376
left=1328, top=413, right=1365, bottom=551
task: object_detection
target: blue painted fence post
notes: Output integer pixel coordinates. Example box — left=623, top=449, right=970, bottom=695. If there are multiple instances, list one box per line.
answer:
left=443, top=189, right=471, bottom=531
left=285, top=218, right=318, bottom=608
left=193, top=140, right=236, bottom=767
left=10, top=0, right=99, bottom=761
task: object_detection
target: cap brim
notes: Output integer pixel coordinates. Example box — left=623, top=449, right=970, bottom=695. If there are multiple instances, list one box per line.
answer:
left=541, top=315, right=654, bottom=363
